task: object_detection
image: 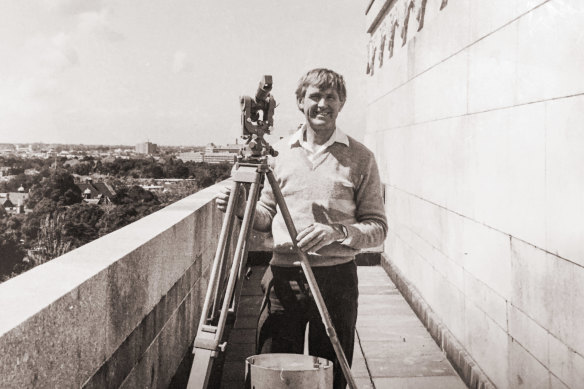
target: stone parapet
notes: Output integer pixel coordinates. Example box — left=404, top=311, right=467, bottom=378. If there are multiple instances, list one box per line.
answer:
left=0, top=181, right=235, bottom=388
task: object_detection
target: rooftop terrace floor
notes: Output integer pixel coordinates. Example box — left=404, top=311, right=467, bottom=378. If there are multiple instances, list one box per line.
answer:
left=202, top=265, right=468, bottom=389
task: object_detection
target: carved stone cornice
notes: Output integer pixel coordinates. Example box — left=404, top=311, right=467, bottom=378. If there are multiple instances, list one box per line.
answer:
left=366, top=0, right=449, bottom=75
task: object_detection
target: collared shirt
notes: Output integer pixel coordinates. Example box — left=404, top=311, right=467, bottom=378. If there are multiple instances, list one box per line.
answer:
left=256, top=125, right=388, bottom=267
left=288, top=125, right=350, bottom=164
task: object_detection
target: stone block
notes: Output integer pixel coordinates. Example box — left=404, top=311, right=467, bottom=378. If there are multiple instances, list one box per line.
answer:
left=104, top=250, right=153, bottom=358
left=548, top=333, right=584, bottom=389
left=411, top=0, right=472, bottom=76
left=464, top=301, right=509, bottom=389
left=412, top=50, right=468, bottom=124
left=379, top=128, right=408, bottom=188
left=509, top=238, right=552, bottom=329
left=430, top=272, right=466, bottom=342
left=463, top=105, right=546, bottom=244
left=119, top=333, right=160, bottom=389
left=469, top=0, right=524, bottom=42
left=547, top=254, right=584, bottom=355
left=516, top=1, right=584, bottom=104
left=545, top=95, right=584, bottom=266
left=464, top=272, right=507, bottom=331
left=439, top=116, right=478, bottom=217
left=459, top=217, right=512, bottom=299
left=508, top=304, right=549, bottom=368
left=503, top=103, right=547, bottom=246
left=468, top=21, right=518, bottom=113
left=367, top=80, right=415, bottom=131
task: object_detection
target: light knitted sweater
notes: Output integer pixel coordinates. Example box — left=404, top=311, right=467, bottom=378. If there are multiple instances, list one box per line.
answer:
left=256, top=128, right=388, bottom=267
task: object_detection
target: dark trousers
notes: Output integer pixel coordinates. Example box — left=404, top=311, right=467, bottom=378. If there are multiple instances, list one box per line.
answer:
left=256, top=261, right=359, bottom=389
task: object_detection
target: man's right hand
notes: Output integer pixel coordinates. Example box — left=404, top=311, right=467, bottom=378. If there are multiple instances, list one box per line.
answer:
left=215, top=184, right=246, bottom=217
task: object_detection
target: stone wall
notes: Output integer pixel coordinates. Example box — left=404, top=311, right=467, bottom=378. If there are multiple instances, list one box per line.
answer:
left=364, top=0, right=584, bottom=388
left=0, top=182, right=234, bottom=388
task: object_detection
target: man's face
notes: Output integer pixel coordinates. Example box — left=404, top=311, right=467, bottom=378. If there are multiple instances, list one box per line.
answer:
left=298, top=85, right=345, bottom=133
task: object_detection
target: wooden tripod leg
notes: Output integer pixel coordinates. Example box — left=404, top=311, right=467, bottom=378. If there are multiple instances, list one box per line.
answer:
left=266, top=169, right=359, bottom=389
left=187, top=169, right=263, bottom=389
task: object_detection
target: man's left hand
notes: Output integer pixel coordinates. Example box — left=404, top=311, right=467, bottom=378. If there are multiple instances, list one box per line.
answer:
left=296, top=223, right=344, bottom=253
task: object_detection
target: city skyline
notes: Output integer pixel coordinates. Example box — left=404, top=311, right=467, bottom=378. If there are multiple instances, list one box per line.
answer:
left=0, top=1, right=367, bottom=146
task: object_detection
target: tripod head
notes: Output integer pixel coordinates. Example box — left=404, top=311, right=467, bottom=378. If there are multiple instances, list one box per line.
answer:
left=240, top=75, right=278, bottom=160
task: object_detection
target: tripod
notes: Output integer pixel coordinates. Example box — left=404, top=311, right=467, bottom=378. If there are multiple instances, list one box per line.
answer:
left=186, top=156, right=358, bottom=389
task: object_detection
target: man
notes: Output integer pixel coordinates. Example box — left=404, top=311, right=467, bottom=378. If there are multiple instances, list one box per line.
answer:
left=216, top=68, right=387, bottom=389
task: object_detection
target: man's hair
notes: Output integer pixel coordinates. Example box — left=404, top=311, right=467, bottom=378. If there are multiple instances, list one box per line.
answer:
left=295, top=68, right=347, bottom=104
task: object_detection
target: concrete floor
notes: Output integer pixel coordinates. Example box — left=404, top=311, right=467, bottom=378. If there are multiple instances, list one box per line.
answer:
left=217, top=265, right=468, bottom=389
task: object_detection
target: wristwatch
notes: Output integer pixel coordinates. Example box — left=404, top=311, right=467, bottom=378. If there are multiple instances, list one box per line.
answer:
left=335, top=223, right=348, bottom=243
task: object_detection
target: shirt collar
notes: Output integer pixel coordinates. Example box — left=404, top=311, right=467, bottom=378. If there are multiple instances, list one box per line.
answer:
left=288, top=124, right=350, bottom=148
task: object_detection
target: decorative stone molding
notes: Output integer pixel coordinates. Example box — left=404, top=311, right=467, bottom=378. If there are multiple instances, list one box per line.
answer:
left=366, top=0, right=449, bottom=76
left=379, top=34, right=386, bottom=67
left=417, top=0, right=428, bottom=31
left=388, top=19, right=400, bottom=58
left=401, top=0, right=415, bottom=46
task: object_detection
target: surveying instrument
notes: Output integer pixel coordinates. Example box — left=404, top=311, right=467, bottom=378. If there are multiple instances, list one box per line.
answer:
left=186, top=76, right=358, bottom=389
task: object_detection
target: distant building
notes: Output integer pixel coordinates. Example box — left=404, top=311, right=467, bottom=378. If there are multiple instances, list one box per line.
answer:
left=177, top=143, right=242, bottom=164
left=140, top=185, right=164, bottom=192
left=177, top=151, right=204, bottom=163
left=204, top=143, right=241, bottom=154
left=76, top=179, right=116, bottom=205
left=135, top=142, right=157, bottom=155
left=203, top=152, right=237, bottom=164
left=24, top=168, right=40, bottom=176
left=0, top=190, right=29, bottom=214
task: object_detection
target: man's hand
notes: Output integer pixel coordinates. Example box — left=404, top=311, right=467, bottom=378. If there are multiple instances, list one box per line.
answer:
left=215, top=184, right=246, bottom=217
left=296, top=223, right=345, bottom=253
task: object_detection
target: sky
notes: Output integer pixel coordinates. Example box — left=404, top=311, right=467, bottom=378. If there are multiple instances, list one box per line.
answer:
left=0, top=0, right=368, bottom=147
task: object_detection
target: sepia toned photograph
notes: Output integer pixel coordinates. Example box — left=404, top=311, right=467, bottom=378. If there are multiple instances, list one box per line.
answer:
left=0, top=1, right=582, bottom=388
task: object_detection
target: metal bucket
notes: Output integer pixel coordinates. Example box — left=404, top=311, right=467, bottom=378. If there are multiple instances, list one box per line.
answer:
left=246, top=353, right=333, bottom=389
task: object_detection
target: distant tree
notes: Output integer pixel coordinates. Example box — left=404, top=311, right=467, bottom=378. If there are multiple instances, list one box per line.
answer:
left=27, top=213, right=71, bottom=266
left=186, top=162, right=231, bottom=188
left=112, top=185, right=159, bottom=205
left=60, top=204, right=105, bottom=248
left=72, top=162, right=93, bottom=176
left=26, top=170, right=81, bottom=208
left=0, top=217, right=26, bottom=280
left=145, top=164, right=164, bottom=179
left=22, top=199, right=62, bottom=243
left=0, top=234, right=25, bottom=279
left=164, top=159, right=190, bottom=179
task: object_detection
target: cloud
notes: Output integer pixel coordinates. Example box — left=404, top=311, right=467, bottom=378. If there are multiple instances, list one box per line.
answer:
left=22, top=32, right=79, bottom=78
left=46, top=33, right=79, bottom=72
left=172, top=50, right=193, bottom=74
left=78, top=8, right=124, bottom=42
left=43, top=0, right=103, bottom=15
left=0, top=32, right=79, bottom=121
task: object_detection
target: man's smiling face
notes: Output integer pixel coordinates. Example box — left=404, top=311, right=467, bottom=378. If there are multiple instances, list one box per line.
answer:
left=298, top=85, right=345, bottom=133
